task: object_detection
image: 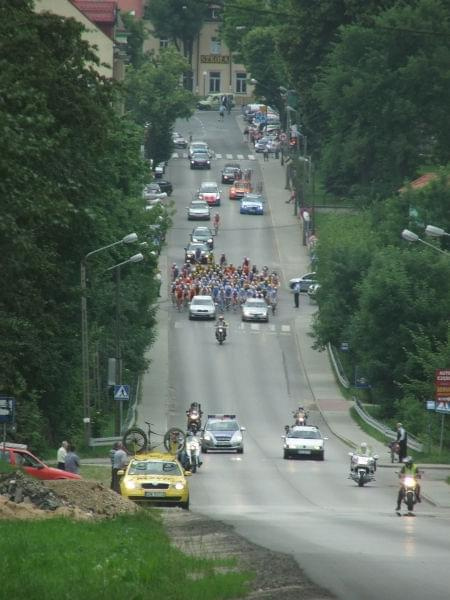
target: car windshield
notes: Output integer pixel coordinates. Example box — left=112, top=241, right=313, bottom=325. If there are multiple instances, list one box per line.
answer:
left=200, top=185, right=217, bottom=193
left=128, top=460, right=182, bottom=476
left=191, top=202, right=208, bottom=208
left=246, top=300, right=267, bottom=308
left=288, top=430, right=321, bottom=439
left=207, top=420, right=239, bottom=432
left=193, top=299, right=213, bottom=305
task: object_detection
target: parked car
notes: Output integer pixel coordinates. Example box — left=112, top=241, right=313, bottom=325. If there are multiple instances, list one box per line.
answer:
left=190, top=152, right=211, bottom=170
left=191, top=226, right=215, bottom=249
left=157, top=180, right=173, bottom=195
left=201, top=414, right=245, bottom=453
left=240, top=193, right=264, bottom=215
left=282, top=425, right=327, bottom=460
left=189, top=295, right=216, bottom=320
left=172, top=132, right=188, bottom=148
left=143, top=183, right=167, bottom=203
left=289, top=272, right=317, bottom=292
left=197, top=93, right=235, bottom=111
left=119, top=451, right=190, bottom=508
left=154, top=162, right=166, bottom=178
left=241, top=298, right=269, bottom=322
left=197, top=181, right=221, bottom=206
left=221, top=163, right=242, bottom=184
left=187, top=200, right=210, bottom=221
left=307, top=283, right=321, bottom=300
left=0, top=443, right=81, bottom=480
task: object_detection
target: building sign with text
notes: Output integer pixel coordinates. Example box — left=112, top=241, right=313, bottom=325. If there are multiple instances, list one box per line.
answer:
left=435, top=369, right=450, bottom=413
left=200, top=54, right=230, bottom=64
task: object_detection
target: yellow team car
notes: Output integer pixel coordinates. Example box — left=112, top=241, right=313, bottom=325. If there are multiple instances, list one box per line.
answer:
left=119, top=452, right=191, bottom=509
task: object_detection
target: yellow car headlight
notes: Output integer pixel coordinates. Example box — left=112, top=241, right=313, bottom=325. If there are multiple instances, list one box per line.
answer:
left=173, top=482, right=185, bottom=490
left=124, top=479, right=136, bottom=490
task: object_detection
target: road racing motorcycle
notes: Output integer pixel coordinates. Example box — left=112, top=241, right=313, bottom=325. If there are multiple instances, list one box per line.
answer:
left=216, top=325, right=226, bottom=345
left=399, top=474, right=419, bottom=512
left=185, top=435, right=202, bottom=473
left=348, top=452, right=378, bottom=486
left=293, top=408, right=308, bottom=426
left=186, top=403, right=202, bottom=433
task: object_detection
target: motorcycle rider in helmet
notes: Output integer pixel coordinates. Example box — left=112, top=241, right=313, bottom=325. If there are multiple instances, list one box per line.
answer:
left=396, top=456, right=421, bottom=511
left=215, top=314, right=228, bottom=339
left=350, top=441, right=377, bottom=474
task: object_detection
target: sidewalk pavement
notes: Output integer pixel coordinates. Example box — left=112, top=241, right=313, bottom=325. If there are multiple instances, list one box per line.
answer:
left=246, top=120, right=450, bottom=509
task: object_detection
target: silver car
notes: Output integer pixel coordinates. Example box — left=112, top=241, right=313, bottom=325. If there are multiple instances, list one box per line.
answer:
left=189, top=295, right=216, bottom=320
left=201, top=414, right=245, bottom=453
left=282, top=425, right=327, bottom=460
left=187, top=200, right=210, bottom=221
left=289, top=272, right=317, bottom=292
left=188, top=142, right=211, bottom=158
left=241, top=298, right=269, bottom=322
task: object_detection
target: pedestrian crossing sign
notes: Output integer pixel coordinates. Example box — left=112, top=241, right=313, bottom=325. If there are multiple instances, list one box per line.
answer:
left=114, top=385, right=130, bottom=401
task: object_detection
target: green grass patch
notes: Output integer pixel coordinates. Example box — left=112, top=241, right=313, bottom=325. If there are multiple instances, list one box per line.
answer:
left=0, top=512, right=253, bottom=600
left=446, top=476, right=450, bottom=486
left=80, top=465, right=111, bottom=487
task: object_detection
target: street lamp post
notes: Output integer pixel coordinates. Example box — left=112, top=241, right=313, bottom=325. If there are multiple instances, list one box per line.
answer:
left=106, top=252, right=144, bottom=433
left=80, top=232, right=138, bottom=446
left=203, top=71, right=207, bottom=96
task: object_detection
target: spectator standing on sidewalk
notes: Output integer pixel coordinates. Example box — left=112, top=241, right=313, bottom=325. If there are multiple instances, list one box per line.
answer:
left=56, top=440, right=68, bottom=470
left=65, top=444, right=80, bottom=474
left=219, top=104, right=225, bottom=121
left=112, top=442, right=128, bottom=493
left=293, top=282, right=301, bottom=308
left=109, top=442, right=119, bottom=489
left=244, top=125, right=249, bottom=142
left=263, top=146, right=269, bottom=162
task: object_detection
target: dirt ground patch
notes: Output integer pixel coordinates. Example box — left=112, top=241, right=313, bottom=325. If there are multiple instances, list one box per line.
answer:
left=160, top=509, right=336, bottom=600
left=0, top=471, right=335, bottom=599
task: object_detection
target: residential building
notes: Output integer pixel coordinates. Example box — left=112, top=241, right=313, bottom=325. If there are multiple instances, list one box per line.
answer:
left=142, top=4, right=253, bottom=105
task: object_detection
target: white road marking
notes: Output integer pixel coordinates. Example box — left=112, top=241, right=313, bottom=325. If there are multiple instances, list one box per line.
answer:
left=236, top=154, right=244, bottom=159
left=226, top=153, right=233, bottom=159
left=248, top=154, right=256, bottom=160
left=281, top=324, right=291, bottom=334
left=250, top=323, right=260, bottom=332
left=215, top=153, right=222, bottom=159
left=269, top=324, right=276, bottom=333
left=171, top=152, right=179, bottom=159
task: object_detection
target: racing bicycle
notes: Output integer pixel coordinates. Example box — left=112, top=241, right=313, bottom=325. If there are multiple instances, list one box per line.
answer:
left=122, top=421, right=185, bottom=455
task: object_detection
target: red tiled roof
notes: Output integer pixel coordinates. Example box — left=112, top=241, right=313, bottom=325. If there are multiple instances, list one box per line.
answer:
left=399, top=173, right=438, bottom=193
left=72, top=1, right=117, bottom=24
left=117, top=0, right=144, bottom=18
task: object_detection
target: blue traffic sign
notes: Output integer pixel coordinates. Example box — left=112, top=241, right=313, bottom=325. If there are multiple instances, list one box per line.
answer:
left=0, top=396, right=15, bottom=424
left=114, top=385, right=130, bottom=401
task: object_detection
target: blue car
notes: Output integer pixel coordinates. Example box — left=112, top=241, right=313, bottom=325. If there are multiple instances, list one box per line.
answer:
left=240, top=193, right=264, bottom=215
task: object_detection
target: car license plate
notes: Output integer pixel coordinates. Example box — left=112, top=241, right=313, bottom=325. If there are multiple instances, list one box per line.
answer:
left=216, top=442, right=229, bottom=446
left=144, top=491, right=165, bottom=497
left=297, top=449, right=311, bottom=454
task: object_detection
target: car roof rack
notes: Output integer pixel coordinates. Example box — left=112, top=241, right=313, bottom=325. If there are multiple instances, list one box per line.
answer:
left=1, top=442, right=27, bottom=450
left=207, top=414, right=236, bottom=419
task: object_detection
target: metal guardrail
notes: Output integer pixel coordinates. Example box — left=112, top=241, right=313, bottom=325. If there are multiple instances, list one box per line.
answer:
left=327, top=343, right=350, bottom=388
left=328, top=343, right=423, bottom=453
left=89, top=435, right=121, bottom=447
left=353, top=399, right=423, bottom=453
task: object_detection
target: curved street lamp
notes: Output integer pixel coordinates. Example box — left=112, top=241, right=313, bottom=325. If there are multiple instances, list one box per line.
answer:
left=401, top=229, right=449, bottom=255
left=81, top=233, right=138, bottom=445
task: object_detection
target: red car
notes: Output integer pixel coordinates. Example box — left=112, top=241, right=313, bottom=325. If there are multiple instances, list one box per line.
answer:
left=0, top=444, right=81, bottom=480
left=229, top=180, right=252, bottom=200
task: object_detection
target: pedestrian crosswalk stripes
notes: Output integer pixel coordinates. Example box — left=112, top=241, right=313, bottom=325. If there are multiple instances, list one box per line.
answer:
left=171, top=152, right=257, bottom=161
left=173, top=320, right=291, bottom=335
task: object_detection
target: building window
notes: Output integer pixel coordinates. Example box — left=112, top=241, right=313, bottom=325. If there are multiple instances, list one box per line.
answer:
left=209, top=71, right=221, bottom=93
left=236, top=73, right=247, bottom=94
left=159, top=38, right=169, bottom=49
left=211, top=37, right=221, bottom=54
left=207, top=6, right=220, bottom=20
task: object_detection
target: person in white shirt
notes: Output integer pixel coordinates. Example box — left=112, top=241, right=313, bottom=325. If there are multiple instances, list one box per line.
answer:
left=57, top=440, right=68, bottom=470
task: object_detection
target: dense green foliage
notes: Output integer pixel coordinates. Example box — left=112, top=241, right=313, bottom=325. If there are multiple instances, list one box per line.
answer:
left=0, top=512, right=252, bottom=599
left=0, top=2, right=175, bottom=449
left=125, top=47, right=194, bottom=165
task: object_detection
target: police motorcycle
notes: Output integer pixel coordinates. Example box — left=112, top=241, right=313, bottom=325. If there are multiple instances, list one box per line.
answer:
left=186, top=402, right=202, bottom=433
left=348, top=450, right=378, bottom=487
left=215, top=316, right=227, bottom=345
left=185, top=431, right=202, bottom=473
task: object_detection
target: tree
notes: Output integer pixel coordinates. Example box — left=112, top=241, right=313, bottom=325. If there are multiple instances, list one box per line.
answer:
left=0, top=1, right=157, bottom=445
left=145, top=0, right=207, bottom=87
left=314, top=0, right=450, bottom=199
left=125, top=47, right=194, bottom=165
left=121, top=11, right=147, bottom=68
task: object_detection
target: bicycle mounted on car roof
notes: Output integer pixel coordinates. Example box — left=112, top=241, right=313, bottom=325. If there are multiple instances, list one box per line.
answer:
left=122, top=421, right=185, bottom=455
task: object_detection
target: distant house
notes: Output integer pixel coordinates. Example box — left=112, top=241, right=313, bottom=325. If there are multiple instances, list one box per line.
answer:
left=399, top=173, right=438, bottom=193
left=34, top=0, right=127, bottom=81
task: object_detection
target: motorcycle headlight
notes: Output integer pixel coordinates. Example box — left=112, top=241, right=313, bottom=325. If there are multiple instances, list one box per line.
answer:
left=124, top=479, right=136, bottom=490
left=404, top=476, right=416, bottom=487
left=174, top=482, right=185, bottom=490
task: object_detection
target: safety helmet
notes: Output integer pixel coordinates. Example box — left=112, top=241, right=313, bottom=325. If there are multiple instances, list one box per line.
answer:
left=404, top=456, right=413, bottom=465
left=360, top=442, right=367, bottom=449
left=218, top=315, right=224, bottom=320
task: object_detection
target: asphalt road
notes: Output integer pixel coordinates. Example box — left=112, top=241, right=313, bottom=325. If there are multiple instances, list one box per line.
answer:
left=164, top=111, right=450, bottom=600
